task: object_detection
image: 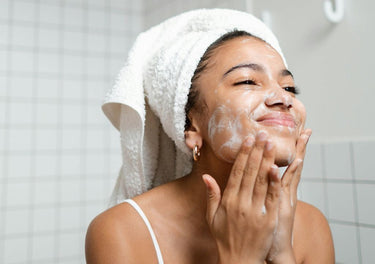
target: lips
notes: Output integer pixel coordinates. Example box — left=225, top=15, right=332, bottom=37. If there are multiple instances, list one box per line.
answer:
left=256, top=112, right=296, bottom=128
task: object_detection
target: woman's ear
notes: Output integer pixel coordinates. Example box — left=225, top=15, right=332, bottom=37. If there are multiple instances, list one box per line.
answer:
left=184, top=114, right=203, bottom=150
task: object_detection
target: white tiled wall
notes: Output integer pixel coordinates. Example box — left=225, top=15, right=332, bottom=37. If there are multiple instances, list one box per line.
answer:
left=0, top=0, right=140, bottom=263
left=2, top=0, right=374, bottom=263
left=300, top=140, right=375, bottom=264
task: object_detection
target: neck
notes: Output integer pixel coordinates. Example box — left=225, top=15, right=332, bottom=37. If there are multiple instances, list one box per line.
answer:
left=178, top=143, right=234, bottom=218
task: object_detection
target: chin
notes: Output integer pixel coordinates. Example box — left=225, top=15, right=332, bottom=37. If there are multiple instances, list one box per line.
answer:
left=273, top=137, right=297, bottom=167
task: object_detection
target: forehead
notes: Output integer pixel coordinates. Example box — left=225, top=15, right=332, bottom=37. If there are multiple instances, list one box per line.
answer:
left=208, top=36, right=285, bottom=72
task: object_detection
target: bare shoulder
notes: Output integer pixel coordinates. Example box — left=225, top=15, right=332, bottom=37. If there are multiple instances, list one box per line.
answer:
left=294, top=200, right=335, bottom=264
left=85, top=201, right=157, bottom=264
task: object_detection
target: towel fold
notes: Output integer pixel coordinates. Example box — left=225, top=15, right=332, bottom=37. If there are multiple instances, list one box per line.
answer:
left=102, top=8, right=286, bottom=206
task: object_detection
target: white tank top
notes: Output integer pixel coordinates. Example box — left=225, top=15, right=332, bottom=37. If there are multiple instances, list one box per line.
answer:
left=123, top=199, right=164, bottom=264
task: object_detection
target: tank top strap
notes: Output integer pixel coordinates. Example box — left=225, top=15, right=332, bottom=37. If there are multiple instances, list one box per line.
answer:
left=123, top=199, right=164, bottom=264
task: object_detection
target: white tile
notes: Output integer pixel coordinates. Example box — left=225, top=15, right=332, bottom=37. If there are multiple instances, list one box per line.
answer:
left=8, top=154, right=32, bottom=179
left=13, top=1, right=36, bottom=22
left=86, top=79, right=107, bottom=100
left=109, top=129, right=120, bottom=150
left=35, top=153, right=58, bottom=178
left=63, top=30, right=84, bottom=51
left=60, top=180, right=81, bottom=203
left=353, top=141, right=375, bottom=181
left=37, top=77, right=59, bottom=98
left=61, top=154, right=81, bottom=176
left=38, top=27, right=60, bottom=50
left=324, top=142, right=352, bottom=180
left=110, top=35, right=130, bottom=53
left=59, top=205, right=81, bottom=230
left=302, top=143, right=323, bottom=179
left=109, top=153, right=121, bottom=175
left=63, top=6, right=84, bottom=27
left=34, top=181, right=58, bottom=205
left=85, top=129, right=105, bottom=150
left=85, top=178, right=106, bottom=201
left=32, top=207, right=56, bottom=233
left=84, top=203, right=105, bottom=228
left=9, top=100, right=33, bottom=125
left=36, top=128, right=58, bottom=150
left=0, top=24, right=9, bottom=46
left=109, top=13, right=129, bottom=31
left=3, top=236, right=28, bottom=264
left=87, top=9, right=108, bottom=30
left=38, top=52, right=60, bottom=74
left=11, top=50, right=35, bottom=73
left=356, top=183, right=375, bottom=225
left=36, top=102, right=59, bottom=125
left=32, top=234, right=55, bottom=261
left=360, top=227, right=375, bottom=264
left=11, top=26, right=35, bottom=47
left=87, top=56, right=107, bottom=76
left=330, top=223, right=359, bottom=264
left=39, top=3, right=60, bottom=25
left=85, top=153, right=106, bottom=175
left=57, top=232, right=82, bottom=258
left=5, top=181, right=31, bottom=207
left=0, top=102, right=6, bottom=125
left=0, top=75, right=7, bottom=96
left=63, top=53, right=83, bottom=75
left=0, top=1, right=9, bottom=20
left=5, top=208, right=30, bottom=235
left=87, top=32, right=107, bottom=53
left=62, top=129, right=82, bottom=150
left=326, top=182, right=355, bottom=222
left=86, top=104, right=103, bottom=125
left=9, top=75, right=34, bottom=97
left=299, top=181, right=327, bottom=215
left=0, top=50, right=7, bottom=72
left=62, top=79, right=82, bottom=99
left=62, top=104, right=82, bottom=125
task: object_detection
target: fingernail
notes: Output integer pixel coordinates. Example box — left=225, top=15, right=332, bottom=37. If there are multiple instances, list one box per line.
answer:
left=266, top=140, right=273, bottom=151
left=244, top=135, right=255, bottom=146
left=271, top=164, right=280, bottom=178
left=257, top=130, right=267, bottom=141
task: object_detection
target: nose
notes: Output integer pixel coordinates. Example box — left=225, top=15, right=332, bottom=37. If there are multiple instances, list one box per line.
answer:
left=264, top=88, right=293, bottom=109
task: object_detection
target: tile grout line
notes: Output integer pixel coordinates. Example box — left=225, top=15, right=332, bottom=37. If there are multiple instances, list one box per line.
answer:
left=320, top=143, right=330, bottom=218
left=53, top=0, right=65, bottom=262
left=28, top=0, right=41, bottom=262
left=0, top=0, right=13, bottom=262
left=350, top=141, right=362, bottom=263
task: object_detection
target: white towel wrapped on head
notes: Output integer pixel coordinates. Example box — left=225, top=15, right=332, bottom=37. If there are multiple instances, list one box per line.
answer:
left=102, top=8, right=286, bottom=206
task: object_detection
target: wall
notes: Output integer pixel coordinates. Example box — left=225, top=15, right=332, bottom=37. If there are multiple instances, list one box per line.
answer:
left=0, top=0, right=141, bottom=263
left=250, top=0, right=375, bottom=263
left=1, top=0, right=373, bottom=263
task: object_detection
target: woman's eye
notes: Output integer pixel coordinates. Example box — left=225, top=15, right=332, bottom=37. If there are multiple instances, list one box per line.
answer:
left=234, top=79, right=257, bottom=85
left=284, top=86, right=300, bottom=95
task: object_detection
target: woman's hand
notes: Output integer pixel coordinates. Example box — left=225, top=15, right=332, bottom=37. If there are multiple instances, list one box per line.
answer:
left=202, top=131, right=281, bottom=264
left=265, top=129, right=312, bottom=264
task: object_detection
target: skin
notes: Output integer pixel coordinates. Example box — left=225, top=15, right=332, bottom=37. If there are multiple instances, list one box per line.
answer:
left=85, top=36, right=335, bottom=264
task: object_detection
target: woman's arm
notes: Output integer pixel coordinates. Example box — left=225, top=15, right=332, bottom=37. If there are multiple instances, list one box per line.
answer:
left=297, top=201, right=335, bottom=264
left=85, top=204, right=157, bottom=264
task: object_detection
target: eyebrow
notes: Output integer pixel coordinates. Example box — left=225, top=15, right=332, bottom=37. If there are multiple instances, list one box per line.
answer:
left=222, top=63, right=294, bottom=79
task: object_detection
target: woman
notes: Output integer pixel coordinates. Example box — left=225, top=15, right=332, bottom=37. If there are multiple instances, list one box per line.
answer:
left=86, top=9, right=334, bottom=263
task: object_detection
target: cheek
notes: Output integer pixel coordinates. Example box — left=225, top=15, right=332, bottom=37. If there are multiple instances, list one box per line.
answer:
left=207, top=103, right=257, bottom=163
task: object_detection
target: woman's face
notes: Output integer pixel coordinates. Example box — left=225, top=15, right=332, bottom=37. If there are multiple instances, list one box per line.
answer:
left=196, top=36, right=306, bottom=166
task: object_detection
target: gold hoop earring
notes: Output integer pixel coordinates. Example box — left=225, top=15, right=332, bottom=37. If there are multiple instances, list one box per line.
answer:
left=193, top=145, right=201, bottom=162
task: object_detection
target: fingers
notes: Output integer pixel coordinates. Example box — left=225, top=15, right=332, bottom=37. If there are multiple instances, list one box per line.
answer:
left=264, top=164, right=281, bottom=214
left=202, top=174, right=221, bottom=225
left=250, top=138, right=276, bottom=208
left=282, top=129, right=312, bottom=188
left=238, top=131, right=268, bottom=198
left=222, top=135, right=255, bottom=200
